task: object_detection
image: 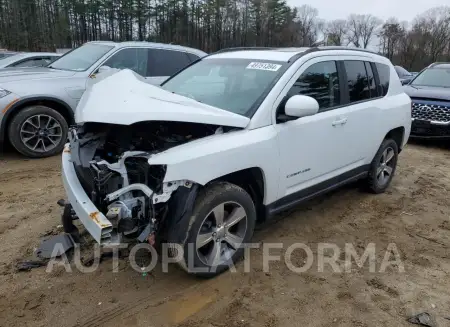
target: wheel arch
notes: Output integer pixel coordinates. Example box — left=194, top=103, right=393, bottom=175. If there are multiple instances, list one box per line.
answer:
left=162, top=166, right=267, bottom=245
left=384, top=126, right=405, bottom=153
left=0, top=96, right=74, bottom=145
left=208, top=167, right=267, bottom=222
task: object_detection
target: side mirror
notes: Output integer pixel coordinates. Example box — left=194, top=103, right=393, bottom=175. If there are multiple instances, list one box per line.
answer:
left=284, top=95, right=319, bottom=118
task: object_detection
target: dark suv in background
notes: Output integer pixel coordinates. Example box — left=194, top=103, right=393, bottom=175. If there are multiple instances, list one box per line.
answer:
left=403, top=62, right=450, bottom=139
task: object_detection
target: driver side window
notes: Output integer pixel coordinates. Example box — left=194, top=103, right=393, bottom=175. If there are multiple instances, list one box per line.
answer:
left=102, top=48, right=148, bottom=76
left=286, top=61, right=340, bottom=112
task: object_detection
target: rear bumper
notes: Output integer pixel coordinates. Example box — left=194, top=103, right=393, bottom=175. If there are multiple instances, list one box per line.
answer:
left=62, top=144, right=114, bottom=244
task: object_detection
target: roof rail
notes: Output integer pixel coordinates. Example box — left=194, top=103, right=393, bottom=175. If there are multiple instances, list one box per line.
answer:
left=316, top=46, right=379, bottom=55
left=214, top=45, right=381, bottom=59
left=214, top=47, right=278, bottom=54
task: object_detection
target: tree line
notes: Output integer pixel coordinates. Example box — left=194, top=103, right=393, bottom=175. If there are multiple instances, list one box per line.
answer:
left=0, top=0, right=449, bottom=71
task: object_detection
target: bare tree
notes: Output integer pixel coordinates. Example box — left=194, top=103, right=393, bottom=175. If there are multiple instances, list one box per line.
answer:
left=416, top=7, right=450, bottom=62
left=0, top=1, right=449, bottom=71
left=325, top=19, right=348, bottom=45
left=378, top=18, right=405, bottom=60
left=347, top=14, right=382, bottom=48
left=295, top=4, right=319, bottom=46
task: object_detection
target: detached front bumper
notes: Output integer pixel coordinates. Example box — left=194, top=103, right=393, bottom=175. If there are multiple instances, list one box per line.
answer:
left=62, top=144, right=114, bottom=244
left=410, top=119, right=450, bottom=139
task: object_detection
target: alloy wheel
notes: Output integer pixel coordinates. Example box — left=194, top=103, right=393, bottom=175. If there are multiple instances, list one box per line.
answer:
left=20, top=114, right=63, bottom=153
left=376, top=147, right=395, bottom=186
left=196, top=201, right=248, bottom=267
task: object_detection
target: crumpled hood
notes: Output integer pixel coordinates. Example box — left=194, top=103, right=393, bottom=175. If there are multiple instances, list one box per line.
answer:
left=0, top=67, right=75, bottom=84
left=75, top=69, right=250, bottom=128
left=403, top=85, right=450, bottom=102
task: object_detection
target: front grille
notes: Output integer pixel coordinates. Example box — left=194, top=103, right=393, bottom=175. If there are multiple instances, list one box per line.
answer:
left=412, top=101, right=450, bottom=122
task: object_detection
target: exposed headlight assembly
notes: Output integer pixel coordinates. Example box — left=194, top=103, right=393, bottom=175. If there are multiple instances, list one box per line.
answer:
left=0, top=88, right=11, bottom=98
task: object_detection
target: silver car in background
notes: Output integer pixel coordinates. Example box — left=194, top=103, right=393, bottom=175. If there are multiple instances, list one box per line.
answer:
left=0, top=51, right=17, bottom=59
left=0, top=52, right=61, bottom=69
left=0, top=41, right=207, bottom=158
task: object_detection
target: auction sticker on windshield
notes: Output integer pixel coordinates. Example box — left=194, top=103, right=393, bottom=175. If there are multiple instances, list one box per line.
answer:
left=246, top=62, right=282, bottom=71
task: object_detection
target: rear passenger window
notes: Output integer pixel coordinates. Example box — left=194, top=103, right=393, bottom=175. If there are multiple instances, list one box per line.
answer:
left=344, top=61, right=370, bottom=103
left=375, top=63, right=390, bottom=96
left=365, top=62, right=378, bottom=97
left=287, top=61, right=340, bottom=111
left=147, top=49, right=191, bottom=77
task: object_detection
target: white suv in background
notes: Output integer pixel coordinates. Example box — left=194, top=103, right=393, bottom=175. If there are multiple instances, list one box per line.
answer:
left=62, top=46, right=411, bottom=277
left=0, top=41, right=206, bottom=158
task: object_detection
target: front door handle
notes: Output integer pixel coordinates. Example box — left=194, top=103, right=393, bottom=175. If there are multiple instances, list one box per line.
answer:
left=332, top=118, right=347, bottom=126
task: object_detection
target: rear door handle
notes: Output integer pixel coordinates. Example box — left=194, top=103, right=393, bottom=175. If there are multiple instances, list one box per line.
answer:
left=332, top=118, right=347, bottom=126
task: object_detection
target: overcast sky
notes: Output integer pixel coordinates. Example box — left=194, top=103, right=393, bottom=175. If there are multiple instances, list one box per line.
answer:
left=287, top=0, right=445, bottom=22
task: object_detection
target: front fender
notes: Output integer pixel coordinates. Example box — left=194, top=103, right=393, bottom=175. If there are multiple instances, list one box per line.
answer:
left=148, top=127, right=280, bottom=205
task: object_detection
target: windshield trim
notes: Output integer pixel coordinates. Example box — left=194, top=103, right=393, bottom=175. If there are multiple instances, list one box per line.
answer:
left=49, top=43, right=115, bottom=72
left=161, top=58, right=289, bottom=118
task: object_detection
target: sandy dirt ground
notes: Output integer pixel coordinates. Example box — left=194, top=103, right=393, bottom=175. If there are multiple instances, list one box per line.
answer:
left=1, top=142, right=450, bottom=327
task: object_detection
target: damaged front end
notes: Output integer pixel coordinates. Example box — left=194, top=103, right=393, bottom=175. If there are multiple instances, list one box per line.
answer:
left=62, top=121, right=223, bottom=245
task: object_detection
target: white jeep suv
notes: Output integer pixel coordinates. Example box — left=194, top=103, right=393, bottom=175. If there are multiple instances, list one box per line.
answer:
left=61, top=46, right=411, bottom=276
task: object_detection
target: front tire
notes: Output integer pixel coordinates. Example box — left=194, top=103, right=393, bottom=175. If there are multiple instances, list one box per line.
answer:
left=8, top=105, right=68, bottom=158
left=177, top=182, right=256, bottom=277
left=366, top=139, right=399, bottom=193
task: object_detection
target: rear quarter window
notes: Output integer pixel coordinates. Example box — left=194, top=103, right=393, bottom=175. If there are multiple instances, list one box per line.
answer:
left=375, top=63, right=390, bottom=96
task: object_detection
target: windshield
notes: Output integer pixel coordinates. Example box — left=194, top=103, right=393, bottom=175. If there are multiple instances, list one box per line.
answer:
left=395, top=66, right=411, bottom=77
left=161, top=58, right=287, bottom=117
left=411, top=68, right=450, bottom=88
left=49, top=43, right=114, bottom=71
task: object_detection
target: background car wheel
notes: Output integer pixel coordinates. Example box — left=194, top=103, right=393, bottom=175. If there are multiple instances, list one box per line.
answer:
left=8, top=105, right=68, bottom=158
left=177, top=182, right=256, bottom=277
left=366, top=138, right=399, bottom=194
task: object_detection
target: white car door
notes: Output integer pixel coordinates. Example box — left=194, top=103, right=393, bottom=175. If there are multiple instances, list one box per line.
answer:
left=275, top=56, right=373, bottom=202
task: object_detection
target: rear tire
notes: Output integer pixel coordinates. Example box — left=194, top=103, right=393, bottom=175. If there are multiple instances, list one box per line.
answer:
left=8, top=105, right=68, bottom=158
left=177, top=182, right=256, bottom=277
left=365, top=139, right=399, bottom=194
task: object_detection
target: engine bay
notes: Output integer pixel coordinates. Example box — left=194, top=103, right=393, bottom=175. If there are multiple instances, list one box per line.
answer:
left=67, top=120, right=232, bottom=244
left=80, top=121, right=222, bottom=159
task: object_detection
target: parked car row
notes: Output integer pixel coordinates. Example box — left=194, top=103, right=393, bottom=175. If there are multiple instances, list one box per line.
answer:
left=0, top=42, right=207, bottom=157
left=0, top=42, right=449, bottom=162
